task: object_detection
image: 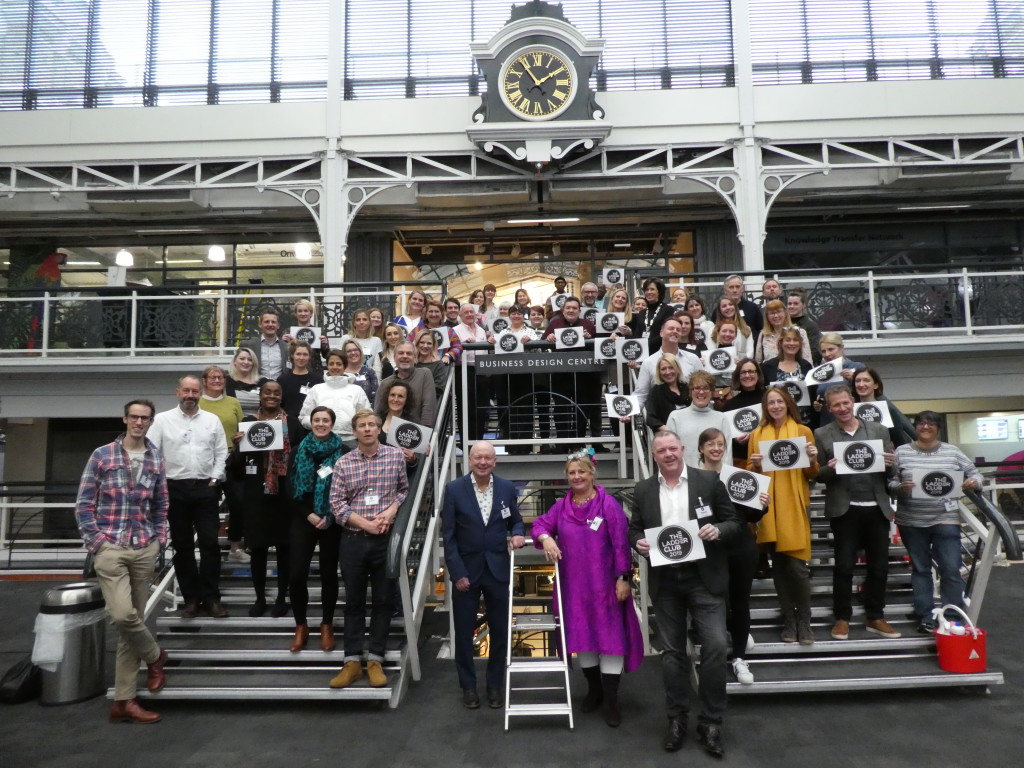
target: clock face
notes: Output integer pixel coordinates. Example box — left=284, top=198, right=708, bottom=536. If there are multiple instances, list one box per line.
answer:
left=499, top=46, right=577, bottom=121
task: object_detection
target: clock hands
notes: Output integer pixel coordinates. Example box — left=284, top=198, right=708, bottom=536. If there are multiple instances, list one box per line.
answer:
left=521, top=63, right=544, bottom=87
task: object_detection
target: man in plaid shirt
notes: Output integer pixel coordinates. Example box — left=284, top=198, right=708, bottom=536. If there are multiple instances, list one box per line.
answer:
left=328, top=408, right=409, bottom=690
left=75, top=399, right=170, bottom=724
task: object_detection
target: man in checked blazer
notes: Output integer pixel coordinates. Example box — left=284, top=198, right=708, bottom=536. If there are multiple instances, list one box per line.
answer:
left=441, top=441, right=525, bottom=710
left=629, top=430, right=740, bottom=758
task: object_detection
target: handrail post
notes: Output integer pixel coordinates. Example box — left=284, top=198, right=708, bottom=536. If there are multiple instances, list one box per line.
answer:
left=129, top=291, right=138, bottom=356
left=866, top=270, right=877, bottom=338
left=961, top=267, right=973, bottom=336
left=217, top=289, right=228, bottom=352
left=41, top=292, right=51, bottom=357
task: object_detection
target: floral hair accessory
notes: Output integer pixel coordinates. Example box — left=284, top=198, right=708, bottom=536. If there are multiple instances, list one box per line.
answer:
left=566, top=447, right=597, bottom=466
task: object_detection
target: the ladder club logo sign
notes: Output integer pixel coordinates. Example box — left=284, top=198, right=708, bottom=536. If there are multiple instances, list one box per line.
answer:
left=707, top=349, right=732, bottom=372
left=610, top=395, right=633, bottom=417
left=621, top=339, right=645, bottom=362
left=921, top=471, right=956, bottom=497
left=731, top=408, right=759, bottom=434
left=726, top=470, right=759, bottom=504
left=656, top=525, right=694, bottom=562
left=246, top=422, right=276, bottom=449
left=769, top=440, right=801, bottom=468
left=842, top=441, right=876, bottom=472
left=498, top=333, right=519, bottom=352
left=394, top=423, right=425, bottom=451
left=599, top=313, right=620, bottom=333
left=857, top=403, right=884, bottom=423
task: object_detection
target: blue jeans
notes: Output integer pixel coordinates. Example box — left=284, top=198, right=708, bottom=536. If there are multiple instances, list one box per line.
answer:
left=898, top=523, right=965, bottom=620
left=651, top=567, right=728, bottom=724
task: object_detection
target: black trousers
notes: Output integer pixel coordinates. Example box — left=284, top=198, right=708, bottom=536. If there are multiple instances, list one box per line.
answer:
left=830, top=504, right=891, bottom=621
left=339, top=531, right=394, bottom=661
left=451, top=567, right=509, bottom=693
left=166, top=479, right=221, bottom=603
left=289, top=513, right=341, bottom=627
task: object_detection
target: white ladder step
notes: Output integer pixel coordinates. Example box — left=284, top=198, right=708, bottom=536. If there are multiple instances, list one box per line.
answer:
left=506, top=703, right=574, bottom=716
left=508, top=660, right=567, bottom=673
left=512, top=615, right=558, bottom=631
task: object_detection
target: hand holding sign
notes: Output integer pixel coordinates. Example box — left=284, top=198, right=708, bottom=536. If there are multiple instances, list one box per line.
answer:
left=909, top=469, right=963, bottom=499
left=605, top=393, right=640, bottom=419
left=758, top=436, right=811, bottom=471
left=718, top=465, right=771, bottom=510
left=555, top=326, right=584, bottom=349
left=834, top=439, right=885, bottom=474
left=386, top=417, right=433, bottom=455
left=805, top=357, right=844, bottom=387
left=853, top=401, right=894, bottom=428
left=290, top=326, right=322, bottom=347
left=644, top=522, right=707, bottom=567
left=240, top=420, right=284, bottom=452
left=728, top=405, right=762, bottom=439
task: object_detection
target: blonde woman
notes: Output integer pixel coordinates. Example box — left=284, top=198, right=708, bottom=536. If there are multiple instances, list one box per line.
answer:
left=378, top=322, right=406, bottom=379
left=339, top=309, right=383, bottom=377
left=755, top=300, right=811, bottom=364
left=227, top=347, right=268, bottom=417
left=282, top=299, right=329, bottom=370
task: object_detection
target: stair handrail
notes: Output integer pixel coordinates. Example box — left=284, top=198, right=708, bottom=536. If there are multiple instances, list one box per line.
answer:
left=963, top=487, right=1023, bottom=562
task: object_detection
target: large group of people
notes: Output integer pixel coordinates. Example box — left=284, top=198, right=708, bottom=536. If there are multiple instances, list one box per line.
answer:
left=71, top=275, right=983, bottom=756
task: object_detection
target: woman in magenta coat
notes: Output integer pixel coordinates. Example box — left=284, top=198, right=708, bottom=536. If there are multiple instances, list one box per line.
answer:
left=533, top=450, right=644, bottom=728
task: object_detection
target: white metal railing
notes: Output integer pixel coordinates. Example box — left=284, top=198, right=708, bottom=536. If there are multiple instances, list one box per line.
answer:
left=0, top=285, right=431, bottom=358
left=666, top=267, right=1024, bottom=343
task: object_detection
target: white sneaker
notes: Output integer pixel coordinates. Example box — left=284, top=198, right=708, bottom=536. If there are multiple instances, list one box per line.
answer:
left=228, top=548, right=251, bottom=563
left=732, top=658, right=754, bottom=685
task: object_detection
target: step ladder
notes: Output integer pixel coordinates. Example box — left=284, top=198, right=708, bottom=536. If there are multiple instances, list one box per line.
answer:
left=503, top=545, right=574, bottom=730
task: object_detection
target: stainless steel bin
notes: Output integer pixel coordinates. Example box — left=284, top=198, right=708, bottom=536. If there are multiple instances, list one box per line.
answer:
left=38, top=582, right=106, bottom=705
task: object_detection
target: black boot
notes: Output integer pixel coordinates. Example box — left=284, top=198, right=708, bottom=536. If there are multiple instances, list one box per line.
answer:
left=580, top=665, right=602, bottom=713
left=601, top=673, right=621, bottom=727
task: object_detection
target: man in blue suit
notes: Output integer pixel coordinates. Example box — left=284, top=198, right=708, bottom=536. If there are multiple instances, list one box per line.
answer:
left=442, top=441, right=525, bottom=709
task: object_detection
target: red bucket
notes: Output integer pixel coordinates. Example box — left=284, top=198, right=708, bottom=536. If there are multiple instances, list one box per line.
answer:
left=933, top=605, right=987, bottom=674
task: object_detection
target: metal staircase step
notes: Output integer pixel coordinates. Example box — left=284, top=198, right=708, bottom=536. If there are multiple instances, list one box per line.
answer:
left=746, top=635, right=934, bottom=655
left=508, top=660, right=568, bottom=673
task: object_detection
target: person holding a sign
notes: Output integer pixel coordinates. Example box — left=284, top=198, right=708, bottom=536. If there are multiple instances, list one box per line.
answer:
left=697, top=428, right=768, bottom=685
left=747, top=387, right=820, bottom=644
left=705, top=319, right=740, bottom=402
left=374, top=340, right=437, bottom=430
left=288, top=405, right=348, bottom=653
left=721, top=358, right=765, bottom=468
left=754, top=301, right=812, bottom=364
left=340, top=340, right=379, bottom=403
left=226, top=347, right=268, bottom=418
left=628, top=431, right=740, bottom=757
left=603, top=287, right=634, bottom=336
left=280, top=299, right=329, bottom=372
left=814, top=385, right=901, bottom=641
left=240, top=308, right=289, bottom=381
left=544, top=276, right=569, bottom=320
left=278, top=341, right=324, bottom=435
left=853, top=367, right=916, bottom=447
left=376, top=379, right=421, bottom=470
left=645, top=355, right=690, bottom=433
left=890, top=411, right=982, bottom=633
left=545, top=296, right=601, bottom=445
left=393, top=289, right=428, bottom=338
left=299, top=350, right=372, bottom=446
left=416, top=300, right=463, bottom=365
left=761, top=328, right=815, bottom=427
left=491, top=304, right=541, bottom=453
left=233, top=380, right=302, bottom=618
left=713, top=296, right=754, bottom=358
left=666, top=371, right=733, bottom=469
left=533, top=451, right=644, bottom=727
left=814, top=333, right=865, bottom=425
left=328, top=409, right=409, bottom=690
left=684, top=296, right=714, bottom=349
left=633, top=317, right=702, bottom=410
left=785, top=289, right=822, bottom=365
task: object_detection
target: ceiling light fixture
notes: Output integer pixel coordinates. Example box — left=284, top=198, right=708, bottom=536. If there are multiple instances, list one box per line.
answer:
left=67, top=260, right=101, bottom=265
left=207, top=245, right=226, bottom=262
left=614, top=243, right=631, bottom=248
left=506, top=217, right=580, bottom=224
left=165, top=259, right=204, bottom=264
left=115, top=249, right=134, bottom=267
left=896, top=204, right=971, bottom=211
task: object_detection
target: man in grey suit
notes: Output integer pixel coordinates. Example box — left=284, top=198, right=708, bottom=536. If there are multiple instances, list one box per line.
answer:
left=441, top=441, right=525, bottom=709
left=814, top=384, right=901, bottom=641
left=240, top=308, right=290, bottom=380
left=629, top=430, right=740, bottom=758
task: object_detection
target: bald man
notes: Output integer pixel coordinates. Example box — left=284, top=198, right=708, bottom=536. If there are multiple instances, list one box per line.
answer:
left=441, top=442, right=525, bottom=709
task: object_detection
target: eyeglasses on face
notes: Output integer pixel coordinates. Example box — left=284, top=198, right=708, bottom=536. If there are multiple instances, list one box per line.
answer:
left=126, top=414, right=152, bottom=422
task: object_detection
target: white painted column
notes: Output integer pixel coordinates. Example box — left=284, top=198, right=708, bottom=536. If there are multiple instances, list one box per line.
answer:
left=321, top=0, right=347, bottom=286
left=731, top=0, right=766, bottom=273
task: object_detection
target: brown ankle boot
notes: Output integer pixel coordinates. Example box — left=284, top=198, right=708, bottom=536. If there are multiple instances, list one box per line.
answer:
left=320, top=623, right=335, bottom=652
left=290, top=624, right=309, bottom=652
left=110, top=698, right=161, bottom=724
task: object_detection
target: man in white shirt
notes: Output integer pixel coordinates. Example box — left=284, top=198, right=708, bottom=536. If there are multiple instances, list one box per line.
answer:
left=632, top=317, right=703, bottom=409
left=147, top=375, right=229, bottom=618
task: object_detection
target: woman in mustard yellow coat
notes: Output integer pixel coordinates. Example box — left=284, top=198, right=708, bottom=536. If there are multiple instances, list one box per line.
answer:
left=748, top=387, right=819, bottom=645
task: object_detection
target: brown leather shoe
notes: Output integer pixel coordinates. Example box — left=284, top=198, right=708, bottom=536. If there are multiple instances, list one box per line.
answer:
left=367, top=660, right=388, bottom=688
left=830, top=619, right=850, bottom=640
left=110, top=698, right=161, bottom=724
left=181, top=600, right=200, bottom=619
left=203, top=600, right=229, bottom=619
left=329, top=661, right=363, bottom=689
left=146, top=649, right=168, bottom=693
left=290, top=625, right=309, bottom=653
left=865, top=618, right=902, bottom=638
left=320, top=623, right=335, bottom=652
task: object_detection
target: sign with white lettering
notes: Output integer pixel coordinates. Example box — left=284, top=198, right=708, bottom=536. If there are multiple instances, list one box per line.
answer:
left=555, top=326, right=584, bottom=349
left=240, top=420, right=283, bottom=452
left=758, top=436, right=810, bottom=471
left=769, top=379, right=811, bottom=407
left=602, top=267, right=624, bottom=287
left=494, top=330, right=523, bottom=354
left=429, top=328, right=451, bottom=350
left=618, top=337, right=648, bottom=364
left=386, top=417, right=432, bottom=455
left=728, top=405, right=762, bottom=438
left=645, top=521, right=707, bottom=567
left=475, top=350, right=608, bottom=374
left=291, top=326, right=321, bottom=346
left=704, top=347, right=736, bottom=375
left=910, top=469, right=963, bottom=500
left=596, top=312, right=625, bottom=336
left=605, top=393, right=640, bottom=418
left=594, top=336, right=619, bottom=361
left=806, top=357, right=845, bottom=387
left=853, top=401, right=894, bottom=428
left=718, top=464, right=770, bottom=510
left=834, top=439, right=885, bottom=474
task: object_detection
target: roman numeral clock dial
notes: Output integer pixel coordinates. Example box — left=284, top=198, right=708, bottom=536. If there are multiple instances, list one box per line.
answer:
left=499, top=46, right=577, bottom=121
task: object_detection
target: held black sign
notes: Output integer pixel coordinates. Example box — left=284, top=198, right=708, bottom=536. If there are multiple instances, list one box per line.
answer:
left=599, top=313, right=620, bottom=334
left=708, top=349, right=732, bottom=372
left=294, top=327, right=317, bottom=345
left=694, top=328, right=706, bottom=345
left=394, top=423, right=424, bottom=451
left=611, top=395, right=633, bottom=417
left=732, top=408, right=760, bottom=434
left=769, top=440, right=801, bottom=468
left=604, top=267, right=623, bottom=285
left=552, top=294, right=567, bottom=310
left=498, top=333, right=520, bottom=352
left=598, top=338, right=618, bottom=359
left=490, top=317, right=510, bottom=334
left=842, top=441, right=876, bottom=472
left=656, top=525, right=693, bottom=562
left=727, top=470, right=759, bottom=504
left=812, top=362, right=836, bottom=382
left=583, top=308, right=599, bottom=325
left=921, top=471, right=955, bottom=497
left=246, top=422, right=277, bottom=449
left=857, top=403, right=884, bottom=423
left=559, top=327, right=581, bottom=347
left=475, top=350, right=609, bottom=374
left=621, top=339, right=645, bottom=362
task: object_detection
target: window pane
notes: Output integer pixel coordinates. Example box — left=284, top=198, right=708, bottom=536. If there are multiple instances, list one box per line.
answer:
left=152, top=0, right=211, bottom=88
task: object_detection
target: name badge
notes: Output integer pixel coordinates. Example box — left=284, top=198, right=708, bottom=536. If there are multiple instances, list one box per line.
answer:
left=246, top=464, right=258, bottom=475
left=364, top=494, right=380, bottom=506
left=139, top=475, right=152, bottom=488
left=589, top=516, right=604, bottom=531
left=695, top=505, right=713, bottom=519
left=356, top=375, right=366, bottom=382
left=642, top=331, right=650, bottom=338
left=500, top=505, right=511, bottom=520
left=944, top=499, right=959, bottom=512
left=317, top=465, right=333, bottom=479
left=299, top=385, right=310, bottom=395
